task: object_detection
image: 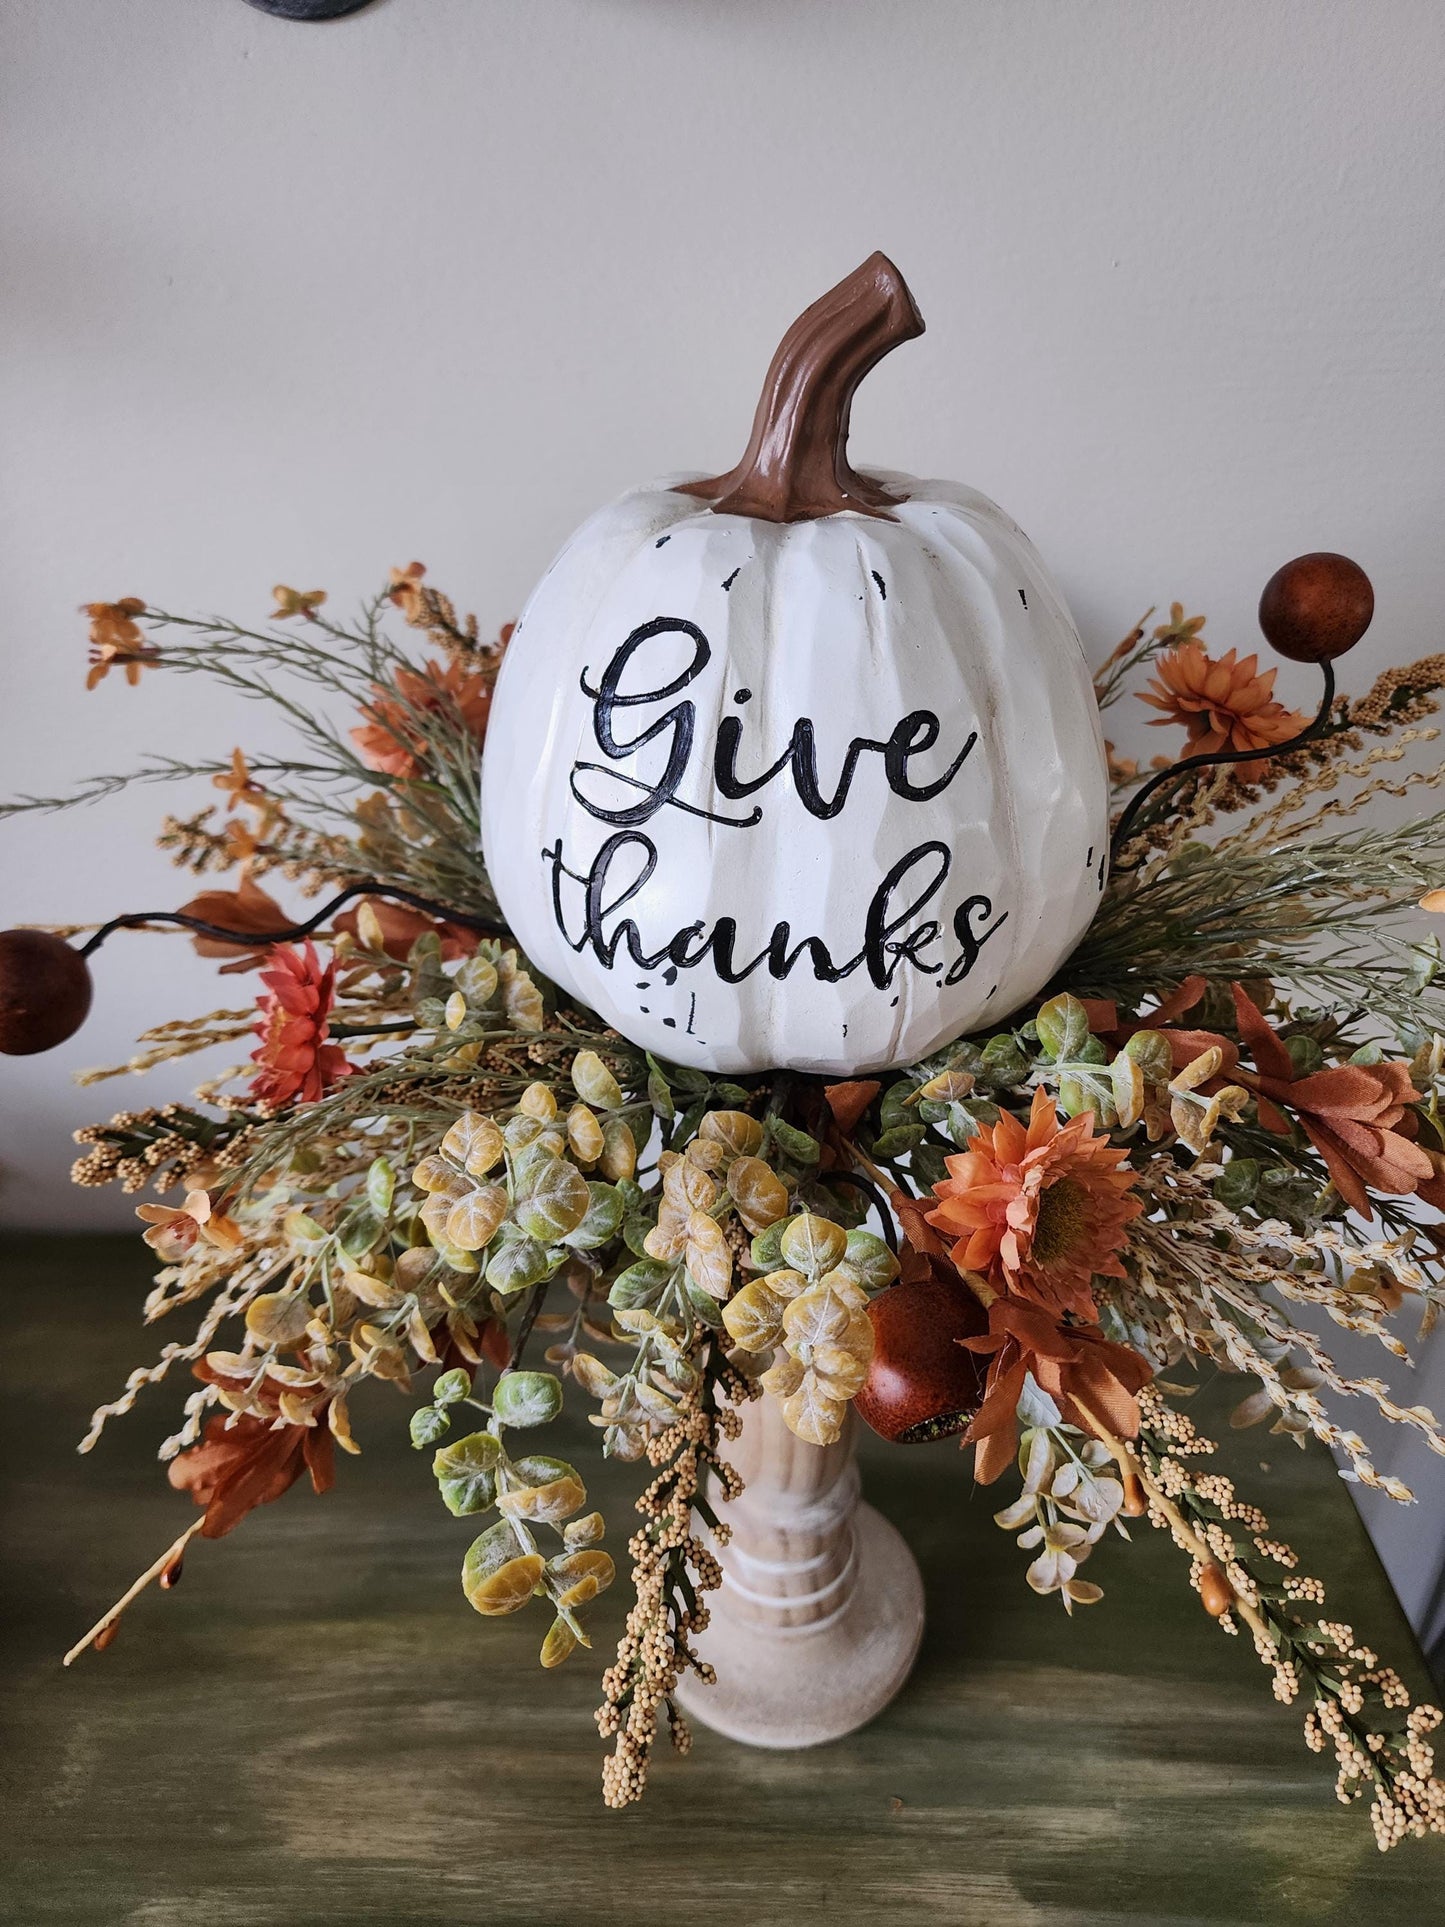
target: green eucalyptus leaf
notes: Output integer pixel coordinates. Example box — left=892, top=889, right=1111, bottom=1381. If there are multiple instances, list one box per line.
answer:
left=750, top=1216, right=793, bottom=1272
left=563, top=1181, right=624, bottom=1251
left=1057, top=1075, right=1114, bottom=1122
left=283, top=1210, right=327, bottom=1246
left=503, top=1113, right=547, bottom=1154
left=1408, top=936, right=1441, bottom=993
left=1286, top=1034, right=1325, bottom=1077
left=406, top=928, right=445, bottom=972
left=337, top=1205, right=383, bottom=1258
left=838, top=1229, right=900, bottom=1294
left=497, top=1454, right=586, bottom=1525
left=909, top=1140, right=949, bottom=1188
left=685, top=1275, right=727, bottom=1326
left=427, top=1235, right=480, bottom=1276
left=980, top=1034, right=1033, bottom=1087
left=647, top=1069, right=676, bottom=1120
left=513, top=1151, right=590, bottom=1242
left=870, top=1124, right=925, bottom=1160
left=433, top=1368, right=471, bottom=1406
left=943, top=1041, right=986, bottom=1078
left=1035, top=994, right=1091, bottom=1063
left=453, top=952, right=500, bottom=1006
left=365, top=1156, right=396, bottom=1218
left=434, top=1431, right=503, bottom=1515
left=493, top=1370, right=564, bottom=1429
left=409, top=1405, right=449, bottom=1449
left=485, top=1226, right=552, bottom=1295
left=461, top=1519, right=541, bottom=1615
left=765, top=1114, right=821, bottom=1165
left=608, top=1257, right=674, bottom=1310
left=878, top=1081, right=915, bottom=1135
left=780, top=1213, right=847, bottom=1277
left=648, top=1055, right=708, bottom=1099
left=1124, top=1028, right=1173, bottom=1084
left=1213, top=1157, right=1261, bottom=1211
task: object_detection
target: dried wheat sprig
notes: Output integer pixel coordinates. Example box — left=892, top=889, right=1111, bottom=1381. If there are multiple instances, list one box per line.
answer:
left=78, top=1249, right=285, bottom=1452
left=1125, top=1215, right=1445, bottom=1494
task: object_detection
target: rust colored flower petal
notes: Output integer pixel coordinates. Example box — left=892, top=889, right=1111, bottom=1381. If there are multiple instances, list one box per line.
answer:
left=822, top=1079, right=881, bottom=1136
left=178, top=873, right=288, bottom=971
left=168, top=1411, right=331, bottom=1539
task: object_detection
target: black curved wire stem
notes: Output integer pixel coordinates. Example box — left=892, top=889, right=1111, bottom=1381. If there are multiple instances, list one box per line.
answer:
left=823, top=1169, right=899, bottom=1251
left=1109, top=659, right=1335, bottom=867
left=78, top=881, right=509, bottom=959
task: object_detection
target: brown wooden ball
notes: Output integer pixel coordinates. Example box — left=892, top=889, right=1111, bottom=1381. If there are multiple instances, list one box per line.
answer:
left=854, top=1268, right=989, bottom=1444
left=1258, top=552, right=1373, bottom=663
left=0, top=929, right=93, bottom=1054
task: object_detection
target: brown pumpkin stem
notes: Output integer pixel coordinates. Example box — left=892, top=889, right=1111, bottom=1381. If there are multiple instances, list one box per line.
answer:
left=678, top=251, right=924, bottom=524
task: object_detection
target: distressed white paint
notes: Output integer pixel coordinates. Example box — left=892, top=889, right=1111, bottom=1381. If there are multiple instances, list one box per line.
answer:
left=482, top=472, right=1108, bottom=1072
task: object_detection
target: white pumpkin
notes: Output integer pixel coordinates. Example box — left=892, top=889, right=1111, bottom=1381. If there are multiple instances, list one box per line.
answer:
left=481, top=255, right=1108, bottom=1075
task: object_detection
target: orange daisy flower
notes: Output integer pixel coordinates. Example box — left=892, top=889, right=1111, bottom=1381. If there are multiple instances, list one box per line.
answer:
left=1140, top=639, right=1307, bottom=780
left=926, top=1088, right=1143, bottom=1320
left=250, top=941, right=353, bottom=1107
left=350, top=658, right=491, bottom=779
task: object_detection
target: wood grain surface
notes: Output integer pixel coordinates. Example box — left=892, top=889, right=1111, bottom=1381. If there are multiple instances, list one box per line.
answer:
left=3, top=1232, right=1442, bottom=1926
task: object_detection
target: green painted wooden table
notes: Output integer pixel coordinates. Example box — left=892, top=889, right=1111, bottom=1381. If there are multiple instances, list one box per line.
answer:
left=3, top=1233, right=1443, bottom=1926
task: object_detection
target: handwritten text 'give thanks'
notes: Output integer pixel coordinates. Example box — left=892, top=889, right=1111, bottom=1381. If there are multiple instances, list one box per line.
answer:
left=540, top=617, right=1008, bottom=991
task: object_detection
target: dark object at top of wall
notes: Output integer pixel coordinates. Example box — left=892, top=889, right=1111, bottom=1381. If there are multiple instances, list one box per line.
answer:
left=244, top=0, right=378, bottom=19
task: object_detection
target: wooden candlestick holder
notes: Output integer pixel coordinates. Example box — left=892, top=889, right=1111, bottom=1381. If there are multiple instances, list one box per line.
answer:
left=675, top=1392, right=925, bottom=1748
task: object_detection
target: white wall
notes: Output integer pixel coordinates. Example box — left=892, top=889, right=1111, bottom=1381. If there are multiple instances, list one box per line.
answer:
left=2, top=1, right=1443, bottom=1605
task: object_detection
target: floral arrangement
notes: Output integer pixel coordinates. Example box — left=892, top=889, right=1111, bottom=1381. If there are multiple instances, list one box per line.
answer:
left=7, top=555, right=1445, bottom=1847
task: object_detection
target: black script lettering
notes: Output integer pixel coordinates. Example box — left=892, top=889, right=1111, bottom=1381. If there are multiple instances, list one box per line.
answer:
left=714, top=709, right=977, bottom=821
left=861, top=841, right=951, bottom=987
left=572, top=619, right=759, bottom=830
left=571, top=617, right=978, bottom=832
left=945, top=895, right=1009, bottom=984
left=544, top=830, right=1004, bottom=996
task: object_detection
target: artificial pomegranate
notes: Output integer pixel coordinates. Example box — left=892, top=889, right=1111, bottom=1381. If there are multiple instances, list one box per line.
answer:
left=854, top=1267, right=989, bottom=1444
